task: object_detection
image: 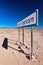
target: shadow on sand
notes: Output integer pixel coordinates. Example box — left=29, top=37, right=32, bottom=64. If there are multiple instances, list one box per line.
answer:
left=2, top=37, right=30, bottom=60
left=2, top=38, right=8, bottom=49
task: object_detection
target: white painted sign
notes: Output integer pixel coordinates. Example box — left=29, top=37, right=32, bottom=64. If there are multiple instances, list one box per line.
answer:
left=17, top=9, right=38, bottom=27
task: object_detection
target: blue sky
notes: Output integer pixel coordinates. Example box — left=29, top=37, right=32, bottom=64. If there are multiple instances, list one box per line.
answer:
left=0, top=0, right=43, bottom=28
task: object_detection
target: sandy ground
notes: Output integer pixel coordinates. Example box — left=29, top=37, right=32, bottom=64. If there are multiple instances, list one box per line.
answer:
left=0, top=28, right=43, bottom=65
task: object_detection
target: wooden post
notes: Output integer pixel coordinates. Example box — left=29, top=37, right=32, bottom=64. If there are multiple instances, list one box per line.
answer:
left=22, top=28, right=24, bottom=45
left=18, top=28, right=20, bottom=43
left=31, top=27, right=33, bottom=59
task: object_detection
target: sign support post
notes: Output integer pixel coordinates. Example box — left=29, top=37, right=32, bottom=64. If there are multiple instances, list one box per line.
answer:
left=31, top=27, right=33, bottom=59
left=22, top=28, right=24, bottom=45
left=18, top=27, right=20, bottom=44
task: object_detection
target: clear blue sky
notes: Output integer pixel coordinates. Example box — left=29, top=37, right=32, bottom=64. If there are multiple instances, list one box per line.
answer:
left=0, top=0, right=43, bottom=28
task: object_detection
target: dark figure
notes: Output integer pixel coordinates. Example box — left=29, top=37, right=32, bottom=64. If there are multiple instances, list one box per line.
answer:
left=2, top=38, right=8, bottom=49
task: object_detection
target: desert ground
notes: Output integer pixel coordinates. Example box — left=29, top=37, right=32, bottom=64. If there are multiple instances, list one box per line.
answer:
left=0, top=28, right=43, bottom=65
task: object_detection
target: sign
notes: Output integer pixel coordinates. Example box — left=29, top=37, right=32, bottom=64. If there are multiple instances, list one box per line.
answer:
left=17, top=9, right=38, bottom=27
